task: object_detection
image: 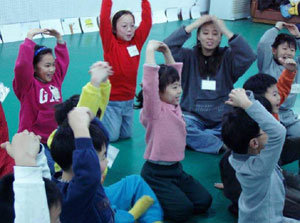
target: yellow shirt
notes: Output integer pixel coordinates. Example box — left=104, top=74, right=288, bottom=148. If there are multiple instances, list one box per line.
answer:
left=47, top=80, right=111, bottom=172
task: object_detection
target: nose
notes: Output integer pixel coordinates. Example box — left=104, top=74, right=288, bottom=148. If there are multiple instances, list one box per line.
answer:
left=50, top=65, right=55, bottom=72
left=277, top=94, right=281, bottom=102
left=178, top=87, right=182, bottom=94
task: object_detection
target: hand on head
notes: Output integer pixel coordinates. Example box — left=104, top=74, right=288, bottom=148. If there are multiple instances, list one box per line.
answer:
left=42, top=29, right=60, bottom=38
left=27, top=28, right=47, bottom=39
left=225, top=88, right=252, bottom=109
left=278, top=57, right=297, bottom=71
left=89, top=61, right=113, bottom=86
left=147, top=40, right=170, bottom=53
left=284, top=23, right=300, bottom=37
left=67, top=107, right=94, bottom=138
left=275, top=21, right=300, bottom=37
left=275, top=21, right=286, bottom=30
left=1, top=130, right=41, bottom=166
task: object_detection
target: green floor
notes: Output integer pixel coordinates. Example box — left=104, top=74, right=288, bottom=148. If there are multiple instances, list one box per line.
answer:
left=1, top=19, right=300, bottom=222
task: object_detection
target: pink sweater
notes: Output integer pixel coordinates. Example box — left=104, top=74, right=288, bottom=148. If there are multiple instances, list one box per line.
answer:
left=140, top=63, right=186, bottom=162
left=13, top=38, right=69, bottom=144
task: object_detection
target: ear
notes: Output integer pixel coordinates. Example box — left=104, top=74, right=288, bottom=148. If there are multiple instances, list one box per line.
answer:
left=272, top=47, right=277, bottom=56
left=249, top=138, right=259, bottom=150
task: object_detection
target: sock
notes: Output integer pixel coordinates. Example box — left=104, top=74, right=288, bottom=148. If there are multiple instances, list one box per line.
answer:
left=128, top=195, right=154, bottom=220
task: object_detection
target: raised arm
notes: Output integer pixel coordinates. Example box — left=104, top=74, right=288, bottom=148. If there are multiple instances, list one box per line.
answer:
left=257, top=22, right=283, bottom=72
left=226, top=89, right=286, bottom=176
left=143, top=41, right=182, bottom=119
left=163, top=26, right=193, bottom=62
left=283, top=23, right=300, bottom=64
left=77, top=61, right=113, bottom=119
left=43, top=29, right=70, bottom=81
left=13, top=29, right=43, bottom=99
left=1, top=130, right=51, bottom=223
left=99, top=0, right=114, bottom=52
left=134, top=0, right=152, bottom=48
left=63, top=108, right=102, bottom=209
left=277, top=58, right=297, bottom=105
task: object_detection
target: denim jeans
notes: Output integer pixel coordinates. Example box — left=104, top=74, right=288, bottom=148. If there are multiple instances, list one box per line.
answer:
left=101, top=100, right=134, bottom=142
left=104, top=175, right=163, bottom=223
left=184, top=114, right=223, bottom=154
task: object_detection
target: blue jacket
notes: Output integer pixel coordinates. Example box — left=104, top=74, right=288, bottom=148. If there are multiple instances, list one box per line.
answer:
left=53, top=137, right=114, bottom=223
left=229, top=101, right=286, bottom=223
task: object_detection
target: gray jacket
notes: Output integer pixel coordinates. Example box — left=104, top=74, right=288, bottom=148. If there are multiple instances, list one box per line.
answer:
left=164, top=26, right=256, bottom=126
left=257, top=27, right=300, bottom=126
left=229, top=101, right=286, bottom=223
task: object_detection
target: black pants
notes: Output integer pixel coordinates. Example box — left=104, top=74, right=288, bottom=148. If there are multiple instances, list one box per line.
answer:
left=141, top=161, right=212, bottom=222
left=279, top=137, right=300, bottom=168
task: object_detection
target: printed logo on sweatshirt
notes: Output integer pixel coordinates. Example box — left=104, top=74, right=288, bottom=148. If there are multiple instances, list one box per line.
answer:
left=39, top=85, right=61, bottom=104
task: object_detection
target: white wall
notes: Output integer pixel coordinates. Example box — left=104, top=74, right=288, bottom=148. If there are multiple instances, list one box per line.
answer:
left=0, top=0, right=206, bottom=25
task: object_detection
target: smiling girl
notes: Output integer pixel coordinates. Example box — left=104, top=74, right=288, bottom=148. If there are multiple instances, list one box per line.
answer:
left=13, top=28, right=69, bottom=173
left=164, top=15, right=256, bottom=154
left=99, top=0, right=152, bottom=142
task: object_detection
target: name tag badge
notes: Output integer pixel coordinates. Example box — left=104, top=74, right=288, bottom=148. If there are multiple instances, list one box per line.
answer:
left=201, top=80, right=216, bottom=91
left=127, top=45, right=139, bottom=57
left=291, top=84, right=300, bottom=94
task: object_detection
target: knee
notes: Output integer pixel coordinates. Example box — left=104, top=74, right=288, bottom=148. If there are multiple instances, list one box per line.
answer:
left=194, top=193, right=213, bottom=213
left=164, top=201, right=194, bottom=222
left=108, top=131, right=120, bottom=142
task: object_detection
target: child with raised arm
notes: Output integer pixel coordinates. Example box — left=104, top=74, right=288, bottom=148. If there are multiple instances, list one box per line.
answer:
left=222, top=88, right=287, bottom=223
left=13, top=28, right=69, bottom=174
left=99, top=0, right=152, bottom=142
left=257, top=21, right=300, bottom=138
left=0, top=130, right=61, bottom=223
left=244, top=58, right=300, bottom=167
left=50, top=63, right=162, bottom=223
left=137, top=40, right=212, bottom=222
left=163, top=15, right=256, bottom=154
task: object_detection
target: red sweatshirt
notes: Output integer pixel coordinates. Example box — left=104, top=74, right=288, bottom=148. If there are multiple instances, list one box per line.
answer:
left=0, top=103, right=14, bottom=177
left=273, top=69, right=296, bottom=120
left=100, top=0, right=152, bottom=101
left=13, top=38, right=69, bottom=143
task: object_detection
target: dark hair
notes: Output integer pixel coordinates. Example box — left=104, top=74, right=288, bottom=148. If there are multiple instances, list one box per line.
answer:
left=222, top=108, right=260, bottom=154
left=243, top=73, right=277, bottom=95
left=51, top=95, right=109, bottom=171
left=196, top=21, right=225, bottom=78
left=55, top=95, right=102, bottom=124
left=134, top=64, right=180, bottom=109
left=51, top=120, right=108, bottom=171
left=55, top=95, right=80, bottom=125
left=254, top=94, right=273, bottom=113
left=271, top=33, right=297, bottom=50
left=221, top=92, right=273, bottom=154
left=33, top=45, right=53, bottom=68
left=0, top=174, right=62, bottom=223
left=112, top=10, right=135, bottom=36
